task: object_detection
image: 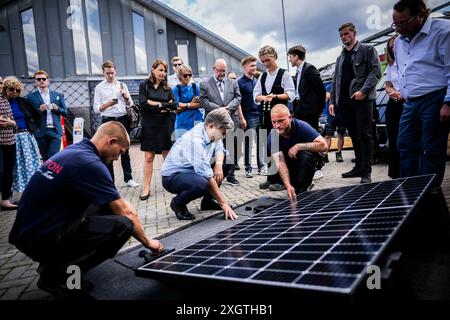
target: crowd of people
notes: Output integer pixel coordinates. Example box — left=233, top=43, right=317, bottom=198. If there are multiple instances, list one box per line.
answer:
left=3, top=0, right=449, bottom=299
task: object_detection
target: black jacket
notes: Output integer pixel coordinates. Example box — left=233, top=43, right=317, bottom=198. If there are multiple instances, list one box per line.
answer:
left=10, top=97, right=41, bottom=133
left=293, top=62, right=326, bottom=118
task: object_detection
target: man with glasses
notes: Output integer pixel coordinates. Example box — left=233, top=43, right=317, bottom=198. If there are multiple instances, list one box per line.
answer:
left=392, top=0, right=450, bottom=188
left=200, top=58, right=242, bottom=186
left=27, top=70, right=68, bottom=161
left=93, top=60, right=139, bottom=188
left=161, top=108, right=238, bottom=220
left=329, top=23, right=381, bottom=184
left=168, top=56, right=184, bottom=88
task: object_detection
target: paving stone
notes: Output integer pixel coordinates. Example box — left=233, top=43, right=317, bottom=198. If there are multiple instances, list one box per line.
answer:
left=1, top=285, right=28, bottom=300
left=2, top=266, right=28, bottom=282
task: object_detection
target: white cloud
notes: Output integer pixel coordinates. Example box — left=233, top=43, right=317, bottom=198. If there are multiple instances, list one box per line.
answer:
left=161, top=0, right=448, bottom=69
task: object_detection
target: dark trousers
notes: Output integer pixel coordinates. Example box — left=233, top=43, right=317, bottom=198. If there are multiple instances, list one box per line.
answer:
left=286, top=151, right=319, bottom=193
left=385, top=98, right=404, bottom=179
left=101, top=116, right=133, bottom=183
left=162, top=163, right=232, bottom=206
left=222, top=137, right=235, bottom=178
left=340, top=97, right=374, bottom=174
left=397, top=88, right=448, bottom=187
left=15, top=205, right=133, bottom=279
left=244, top=117, right=263, bottom=170
left=36, top=128, right=62, bottom=161
left=0, top=144, right=16, bottom=200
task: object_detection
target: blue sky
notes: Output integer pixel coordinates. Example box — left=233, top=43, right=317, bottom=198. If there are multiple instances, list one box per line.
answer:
left=160, top=0, right=447, bottom=70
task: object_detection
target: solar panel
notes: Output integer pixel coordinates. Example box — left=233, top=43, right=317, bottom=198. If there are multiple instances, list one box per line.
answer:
left=136, top=175, right=434, bottom=295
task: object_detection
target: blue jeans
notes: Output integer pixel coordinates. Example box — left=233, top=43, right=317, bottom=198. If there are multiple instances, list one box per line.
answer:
left=397, top=88, right=448, bottom=187
left=244, top=117, right=263, bottom=171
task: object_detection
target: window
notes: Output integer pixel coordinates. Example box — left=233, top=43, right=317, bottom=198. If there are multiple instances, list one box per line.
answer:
left=85, top=0, right=103, bottom=74
left=68, top=0, right=103, bottom=75
left=132, top=12, right=148, bottom=74
left=176, top=39, right=189, bottom=65
left=21, top=9, right=39, bottom=77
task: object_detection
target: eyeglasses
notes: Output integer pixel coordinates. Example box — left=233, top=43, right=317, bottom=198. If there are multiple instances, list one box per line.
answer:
left=391, top=15, right=416, bottom=29
left=8, top=88, right=21, bottom=93
left=214, top=67, right=226, bottom=73
left=35, top=78, right=47, bottom=81
left=182, top=74, right=192, bottom=78
left=173, top=63, right=183, bottom=67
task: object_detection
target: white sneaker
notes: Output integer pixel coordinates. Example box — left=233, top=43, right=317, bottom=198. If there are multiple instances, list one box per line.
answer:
left=245, top=169, right=253, bottom=178
left=258, top=165, right=269, bottom=176
left=126, top=179, right=139, bottom=188
left=313, top=170, right=323, bottom=180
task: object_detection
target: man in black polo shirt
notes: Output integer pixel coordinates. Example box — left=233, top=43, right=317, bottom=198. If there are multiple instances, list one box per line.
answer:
left=268, top=105, right=328, bottom=198
left=9, top=121, right=163, bottom=299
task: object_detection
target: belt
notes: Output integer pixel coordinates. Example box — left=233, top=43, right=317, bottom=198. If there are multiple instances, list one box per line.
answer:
left=103, top=115, right=127, bottom=121
left=407, top=88, right=446, bottom=103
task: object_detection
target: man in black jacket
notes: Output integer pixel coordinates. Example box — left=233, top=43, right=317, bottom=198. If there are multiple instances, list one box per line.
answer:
left=288, top=45, right=326, bottom=130
left=329, top=23, right=381, bottom=183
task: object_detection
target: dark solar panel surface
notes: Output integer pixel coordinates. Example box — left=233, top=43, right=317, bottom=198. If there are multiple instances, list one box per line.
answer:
left=137, top=175, right=433, bottom=294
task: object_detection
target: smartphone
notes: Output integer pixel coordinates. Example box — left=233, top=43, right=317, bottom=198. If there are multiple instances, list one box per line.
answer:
left=112, top=98, right=118, bottom=102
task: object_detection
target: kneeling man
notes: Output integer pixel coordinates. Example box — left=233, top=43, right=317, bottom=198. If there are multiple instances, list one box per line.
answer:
left=9, top=121, right=162, bottom=299
left=269, top=104, right=328, bottom=198
left=161, top=108, right=238, bottom=220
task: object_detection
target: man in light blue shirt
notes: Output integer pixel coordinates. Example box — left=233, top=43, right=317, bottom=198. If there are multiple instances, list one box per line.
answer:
left=161, top=108, right=238, bottom=220
left=392, top=0, right=450, bottom=187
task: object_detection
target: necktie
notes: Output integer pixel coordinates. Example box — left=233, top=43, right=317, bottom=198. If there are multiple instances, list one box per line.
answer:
left=218, top=81, right=224, bottom=100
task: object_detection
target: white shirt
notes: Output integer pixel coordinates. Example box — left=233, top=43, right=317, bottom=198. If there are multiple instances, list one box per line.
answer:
left=168, top=74, right=179, bottom=88
left=253, top=67, right=295, bottom=104
left=295, top=61, right=305, bottom=100
left=93, top=80, right=132, bottom=117
left=385, top=63, right=401, bottom=91
left=39, top=88, right=54, bottom=128
left=394, top=17, right=450, bottom=101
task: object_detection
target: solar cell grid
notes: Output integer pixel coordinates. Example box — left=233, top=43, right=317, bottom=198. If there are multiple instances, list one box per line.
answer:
left=137, top=176, right=434, bottom=294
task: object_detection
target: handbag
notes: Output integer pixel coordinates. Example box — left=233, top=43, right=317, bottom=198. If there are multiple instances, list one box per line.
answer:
left=127, top=104, right=140, bottom=129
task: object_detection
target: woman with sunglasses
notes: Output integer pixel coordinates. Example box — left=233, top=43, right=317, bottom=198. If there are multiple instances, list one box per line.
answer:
left=0, top=82, right=18, bottom=210
left=138, top=59, right=177, bottom=201
left=2, top=78, right=41, bottom=196
left=172, top=64, right=203, bottom=139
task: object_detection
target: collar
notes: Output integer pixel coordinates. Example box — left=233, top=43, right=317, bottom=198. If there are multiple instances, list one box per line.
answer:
left=39, top=88, right=49, bottom=95
left=343, top=41, right=359, bottom=53
left=400, top=16, right=432, bottom=42
left=103, top=79, right=118, bottom=86
left=201, top=124, right=212, bottom=145
left=297, top=61, right=305, bottom=74
left=267, top=67, right=280, bottom=76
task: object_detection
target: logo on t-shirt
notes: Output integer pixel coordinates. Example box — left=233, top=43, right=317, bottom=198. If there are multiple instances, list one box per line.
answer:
left=40, top=159, right=64, bottom=180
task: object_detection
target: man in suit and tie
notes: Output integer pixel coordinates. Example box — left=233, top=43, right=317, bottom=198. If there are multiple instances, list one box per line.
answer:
left=27, top=70, right=68, bottom=161
left=200, top=58, right=242, bottom=186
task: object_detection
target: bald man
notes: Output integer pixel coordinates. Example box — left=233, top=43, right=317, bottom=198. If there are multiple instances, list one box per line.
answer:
left=200, top=58, right=242, bottom=186
left=9, top=121, right=163, bottom=299
left=268, top=105, right=328, bottom=198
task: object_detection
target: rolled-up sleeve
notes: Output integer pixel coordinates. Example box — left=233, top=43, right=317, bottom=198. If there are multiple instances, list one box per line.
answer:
left=281, top=71, right=296, bottom=102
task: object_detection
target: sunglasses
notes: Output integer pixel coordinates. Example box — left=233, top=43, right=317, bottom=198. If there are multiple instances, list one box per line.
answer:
left=8, top=88, right=21, bottom=93
left=182, top=74, right=192, bottom=78
left=173, top=63, right=182, bottom=67
left=35, top=78, right=47, bottom=81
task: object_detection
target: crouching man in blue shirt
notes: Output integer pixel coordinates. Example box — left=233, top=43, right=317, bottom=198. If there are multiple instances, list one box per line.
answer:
left=161, top=108, right=238, bottom=220
left=9, top=121, right=163, bottom=299
left=269, top=105, right=328, bottom=198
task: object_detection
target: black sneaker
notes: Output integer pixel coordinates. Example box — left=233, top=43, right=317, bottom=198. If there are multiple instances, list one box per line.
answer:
left=342, top=167, right=362, bottom=178
left=170, top=199, right=195, bottom=220
left=335, top=151, right=344, bottom=162
left=259, top=181, right=271, bottom=189
left=235, top=164, right=241, bottom=170
left=360, top=174, right=372, bottom=184
left=226, top=177, right=240, bottom=186
left=268, top=183, right=286, bottom=191
left=200, top=198, right=222, bottom=211
left=323, top=154, right=329, bottom=163
left=37, top=274, right=95, bottom=300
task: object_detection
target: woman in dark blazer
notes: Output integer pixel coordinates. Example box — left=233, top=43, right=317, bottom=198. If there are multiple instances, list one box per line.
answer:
left=138, top=59, right=176, bottom=200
